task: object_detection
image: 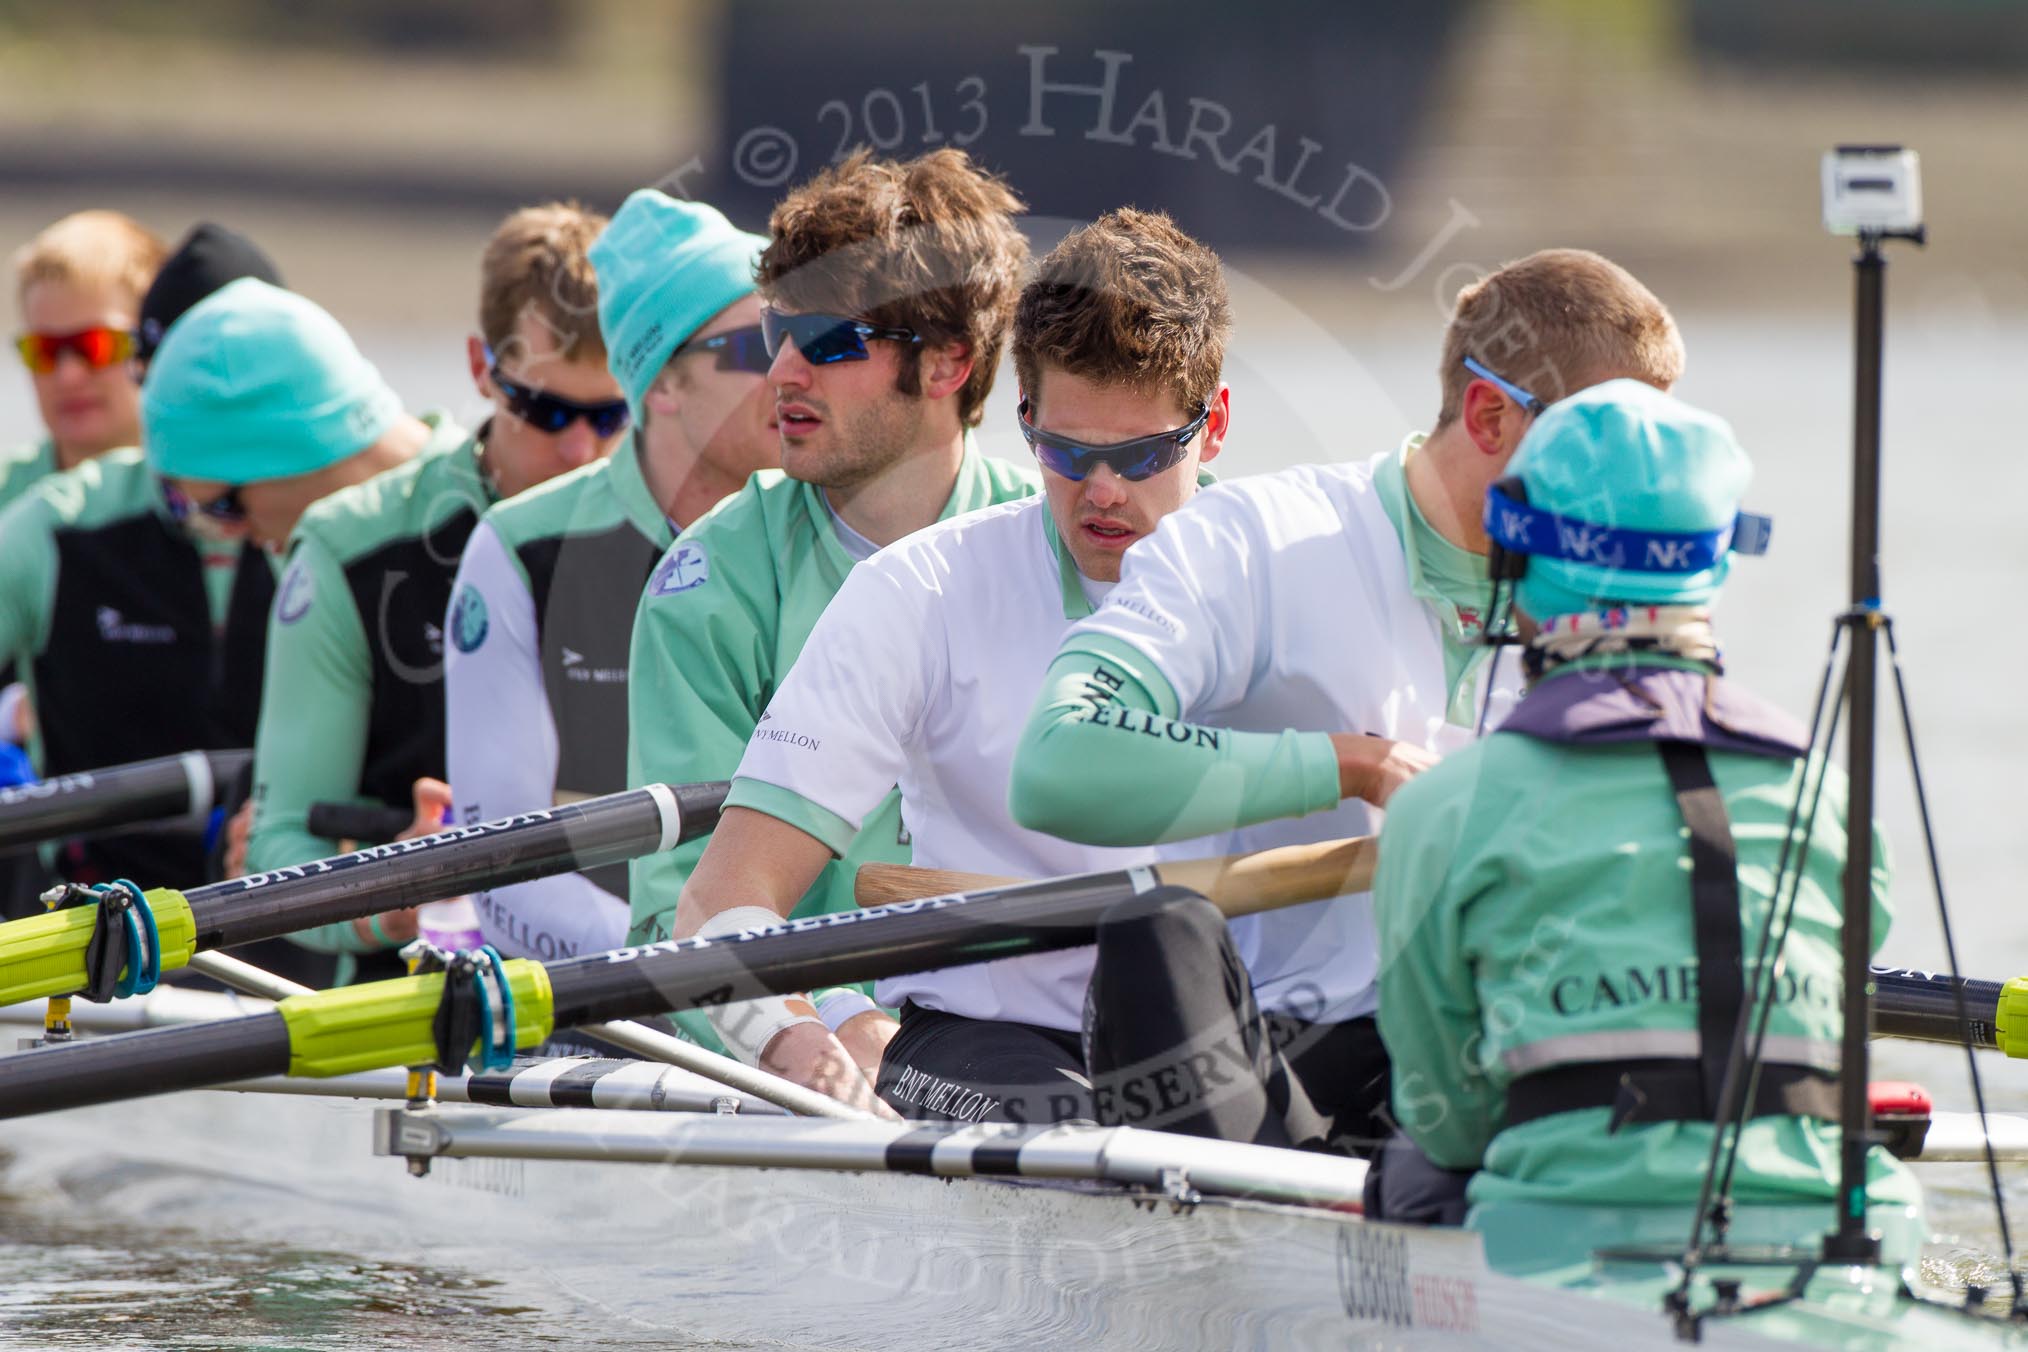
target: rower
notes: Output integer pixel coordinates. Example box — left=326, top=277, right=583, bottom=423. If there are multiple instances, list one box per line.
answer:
left=131, top=223, right=285, bottom=376
left=628, top=148, right=1036, bottom=1097
left=0, top=210, right=168, bottom=915
left=1011, top=249, right=1684, bottom=1153
left=0, top=272, right=383, bottom=908
left=4, top=210, right=166, bottom=513
left=682, top=209, right=1230, bottom=1123
left=1366, top=380, right=1921, bottom=1225
left=447, top=190, right=777, bottom=963
left=242, top=204, right=621, bottom=979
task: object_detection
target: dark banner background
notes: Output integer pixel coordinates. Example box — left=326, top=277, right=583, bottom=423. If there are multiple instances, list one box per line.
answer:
left=705, top=2, right=1463, bottom=253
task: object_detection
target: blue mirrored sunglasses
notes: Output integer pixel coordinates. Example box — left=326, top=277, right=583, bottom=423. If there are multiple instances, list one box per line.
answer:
left=759, top=307, right=921, bottom=365
left=1462, top=355, right=1547, bottom=416
left=1017, top=396, right=1210, bottom=483
left=670, top=324, right=773, bottom=375
left=490, top=365, right=631, bottom=438
left=161, top=480, right=245, bottom=524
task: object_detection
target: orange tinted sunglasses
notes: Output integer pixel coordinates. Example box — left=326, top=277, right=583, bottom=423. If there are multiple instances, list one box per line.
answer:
left=15, top=327, right=136, bottom=374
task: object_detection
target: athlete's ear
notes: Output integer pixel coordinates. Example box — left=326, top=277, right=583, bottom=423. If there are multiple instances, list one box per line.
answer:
left=1460, top=377, right=1518, bottom=458
left=466, top=335, right=491, bottom=398
left=643, top=365, right=682, bottom=420
left=1198, top=384, right=1231, bottom=467
left=917, top=339, right=974, bottom=404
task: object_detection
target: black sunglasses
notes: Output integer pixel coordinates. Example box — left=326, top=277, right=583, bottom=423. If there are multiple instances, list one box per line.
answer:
left=759, top=307, right=921, bottom=365
left=1016, top=396, right=1211, bottom=483
left=670, top=324, right=773, bottom=375
left=161, top=479, right=245, bottom=525
left=490, top=366, right=631, bottom=438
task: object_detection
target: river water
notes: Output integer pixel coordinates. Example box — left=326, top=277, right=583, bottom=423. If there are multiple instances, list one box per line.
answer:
left=2, top=297, right=2025, bottom=1347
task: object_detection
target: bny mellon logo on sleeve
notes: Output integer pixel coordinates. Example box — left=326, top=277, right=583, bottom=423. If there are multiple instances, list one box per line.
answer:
left=559, top=645, right=626, bottom=685
left=753, top=708, right=819, bottom=751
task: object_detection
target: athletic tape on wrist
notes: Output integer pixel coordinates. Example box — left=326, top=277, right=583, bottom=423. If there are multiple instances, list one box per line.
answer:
left=814, top=988, right=880, bottom=1033
left=696, top=905, right=824, bottom=1065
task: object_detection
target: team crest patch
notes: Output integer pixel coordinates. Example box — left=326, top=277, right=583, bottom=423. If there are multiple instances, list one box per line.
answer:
left=650, top=543, right=710, bottom=596
left=276, top=560, right=315, bottom=624
left=450, top=585, right=489, bottom=653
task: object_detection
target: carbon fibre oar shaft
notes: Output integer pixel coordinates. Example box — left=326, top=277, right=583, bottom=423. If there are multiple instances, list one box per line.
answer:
left=186, top=782, right=726, bottom=951
left=0, top=748, right=249, bottom=853
left=545, top=870, right=1149, bottom=1028
left=9, top=881, right=2025, bottom=1122
left=0, top=867, right=1159, bottom=1119
left=0, top=781, right=729, bottom=1007
left=1871, top=965, right=2021, bottom=1054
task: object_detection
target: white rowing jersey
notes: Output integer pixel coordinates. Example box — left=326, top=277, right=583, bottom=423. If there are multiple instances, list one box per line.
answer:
left=730, top=495, right=1210, bottom=1031
left=1067, top=451, right=1520, bottom=1024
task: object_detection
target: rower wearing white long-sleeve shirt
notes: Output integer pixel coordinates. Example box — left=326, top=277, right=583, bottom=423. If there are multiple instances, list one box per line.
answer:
left=445, top=189, right=776, bottom=961
left=681, top=209, right=1235, bottom=1122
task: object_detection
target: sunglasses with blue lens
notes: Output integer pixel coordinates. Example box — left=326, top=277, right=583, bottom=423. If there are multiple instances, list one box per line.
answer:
left=490, top=365, right=631, bottom=438
left=1017, top=396, right=1211, bottom=483
left=670, top=324, right=773, bottom=376
left=161, top=480, right=245, bottom=525
left=1461, top=355, right=1547, bottom=416
left=759, top=307, right=921, bottom=365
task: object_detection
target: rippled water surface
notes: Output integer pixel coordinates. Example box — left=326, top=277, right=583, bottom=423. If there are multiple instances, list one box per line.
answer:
left=0, top=1196, right=544, bottom=1350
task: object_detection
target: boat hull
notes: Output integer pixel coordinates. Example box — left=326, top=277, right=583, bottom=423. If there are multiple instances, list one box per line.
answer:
left=1, top=1089, right=2020, bottom=1351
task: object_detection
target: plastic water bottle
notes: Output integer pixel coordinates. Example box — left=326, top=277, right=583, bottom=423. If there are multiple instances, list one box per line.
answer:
left=417, top=894, right=485, bottom=953
left=413, top=801, right=484, bottom=952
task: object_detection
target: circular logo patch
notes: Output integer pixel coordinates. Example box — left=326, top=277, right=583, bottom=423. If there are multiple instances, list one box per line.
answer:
left=276, top=559, right=315, bottom=624
left=450, top=584, right=490, bottom=653
left=650, top=542, right=710, bottom=596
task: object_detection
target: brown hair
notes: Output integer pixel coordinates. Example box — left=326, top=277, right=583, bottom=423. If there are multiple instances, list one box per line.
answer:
left=1436, top=248, right=1683, bottom=427
left=479, top=201, right=609, bottom=361
left=757, top=148, right=1027, bottom=428
left=13, top=210, right=167, bottom=308
left=1013, top=208, right=1229, bottom=417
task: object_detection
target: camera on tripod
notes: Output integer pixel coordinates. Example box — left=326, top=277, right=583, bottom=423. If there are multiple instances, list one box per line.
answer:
left=1821, top=146, right=1924, bottom=239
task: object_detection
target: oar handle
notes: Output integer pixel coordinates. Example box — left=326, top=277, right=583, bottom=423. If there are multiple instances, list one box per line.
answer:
left=854, top=836, right=1377, bottom=918
left=1157, top=837, right=1376, bottom=917
left=0, top=748, right=249, bottom=852
left=854, top=863, right=1012, bottom=905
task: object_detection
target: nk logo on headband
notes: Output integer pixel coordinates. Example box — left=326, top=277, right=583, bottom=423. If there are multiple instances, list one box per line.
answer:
left=1488, top=494, right=1773, bottom=575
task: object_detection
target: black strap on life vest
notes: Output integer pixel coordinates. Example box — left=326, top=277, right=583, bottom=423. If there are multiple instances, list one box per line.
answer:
left=1656, top=739, right=1746, bottom=1116
left=1504, top=738, right=1838, bottom=1132
left=1506, top=1058, right=1837, bottom=1133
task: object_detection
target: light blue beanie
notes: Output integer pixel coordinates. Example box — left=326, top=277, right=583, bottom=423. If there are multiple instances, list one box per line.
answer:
left=142, top=278, right=401, bottom=485
left=590, top=191, right=766, bottom=420
left=1508, top=379, right=1754, bottom=620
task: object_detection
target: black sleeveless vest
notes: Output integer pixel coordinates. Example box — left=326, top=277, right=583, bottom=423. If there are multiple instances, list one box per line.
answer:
left=35, top=514, right=271, bottom=886
left=517, top=521, right=662, bottom=899
left=344, top=507, right=481, bottom=814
